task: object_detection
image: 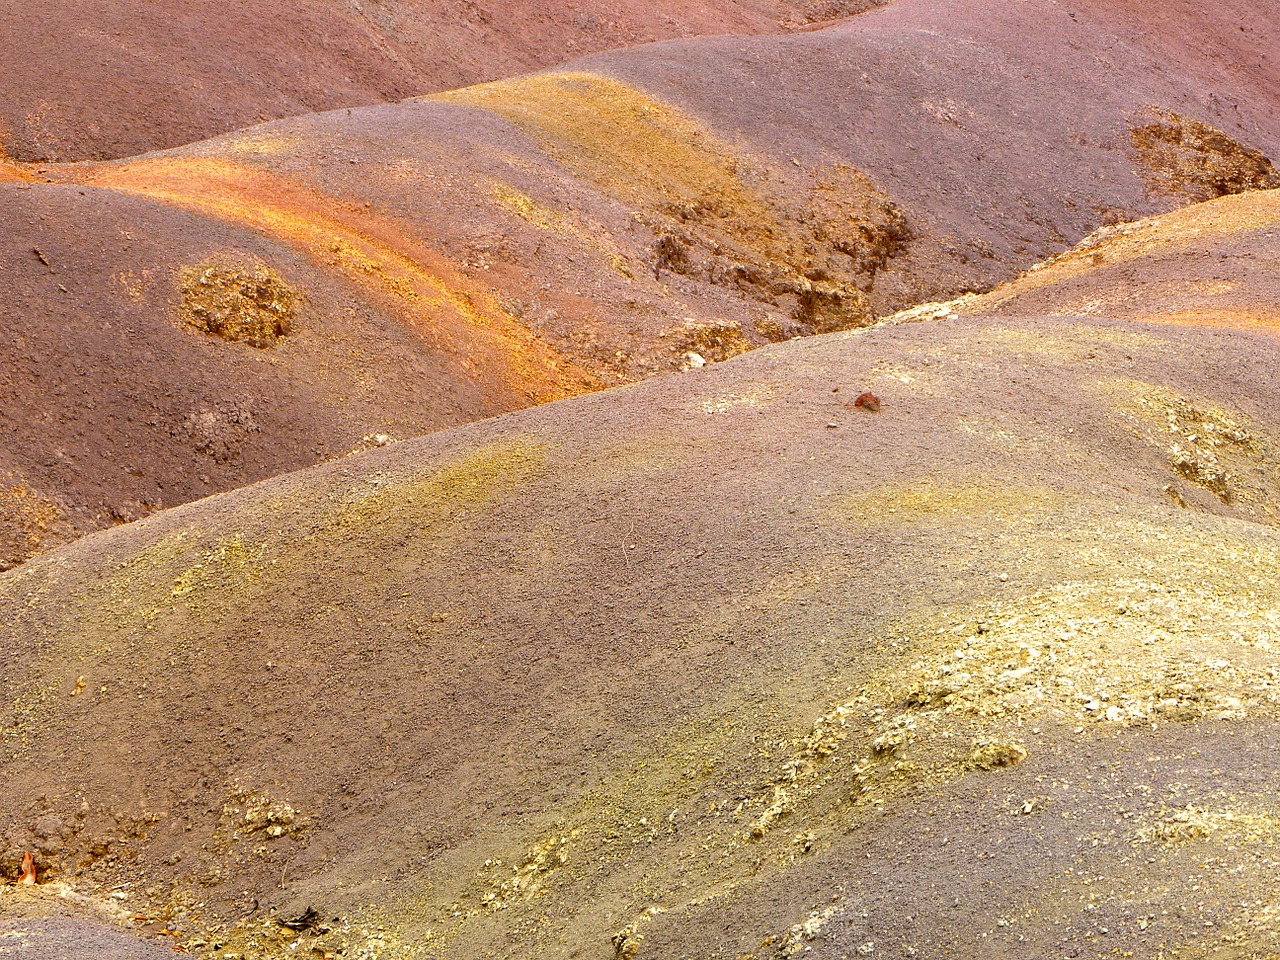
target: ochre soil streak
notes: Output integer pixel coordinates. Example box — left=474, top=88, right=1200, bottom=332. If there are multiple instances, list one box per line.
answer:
left=1133, top=307, right=1280, bottom=335
left=62, top=157, right=600, bottom=403
left=0, top=146, right=34, bottom=183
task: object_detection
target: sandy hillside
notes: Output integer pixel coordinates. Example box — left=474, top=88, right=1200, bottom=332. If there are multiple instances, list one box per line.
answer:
left=3, top=187, right=1280, bottom=958
left=4, top=0, right=1280, bottom=569
left=0, top=0, right=886, bottom=163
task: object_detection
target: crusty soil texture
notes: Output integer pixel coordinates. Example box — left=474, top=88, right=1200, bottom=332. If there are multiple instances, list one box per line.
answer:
left=4, top=7, right=1280, bottom=955
left=179, top=261, right=299, bottom=348
left=4, top=0, right=1280, bottom=572
left=0, top=0, right=888, bottom=163
left=1131, top=109, right=1280, bottom=202
left=4, top=189, right=1280, bottom=958
left=0, top=478, right=78, bottom=573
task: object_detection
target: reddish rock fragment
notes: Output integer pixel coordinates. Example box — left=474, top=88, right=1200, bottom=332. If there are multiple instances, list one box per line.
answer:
left=853, top=391, right=881, bottom=412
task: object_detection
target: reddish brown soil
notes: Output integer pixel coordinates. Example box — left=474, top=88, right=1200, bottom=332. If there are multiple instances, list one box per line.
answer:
left=3, top=190, right=1280, bottom=958
left=1070, top=0, right=1280, bottom=146
left=3, top=0, right=1278, bottom=572
left=0, top=179, right=594, bottom=564
left=0, top=0, right=885, bottom=163
left=4, top=12, right=1280, bottom=953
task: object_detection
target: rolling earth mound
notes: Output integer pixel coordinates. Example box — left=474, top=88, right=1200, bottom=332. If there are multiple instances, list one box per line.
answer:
left=0, top=0, right=886, bottom=163
left=951, top=186, right=1280, bottom=337
left=4, top=188, right=1280, bottom=958
left=0, top=179, right=596, bottom=570
left=5, top=0, right=1280, bottom=568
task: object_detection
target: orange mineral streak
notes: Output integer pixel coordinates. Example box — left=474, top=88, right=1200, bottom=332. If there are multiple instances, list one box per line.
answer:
left=66, top=157, right=599, bottom=404
left=1133, top=307, right=1280, bottom=337
left=0, top=164, right=34, bottom=183
left=0, top=147, right=34, bottom=183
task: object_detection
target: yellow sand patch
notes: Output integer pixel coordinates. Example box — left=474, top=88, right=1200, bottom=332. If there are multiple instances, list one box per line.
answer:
left=1132, top=307, right=1280, bottom=336
left=1135, top=805, right=1280, bottom=845
left=1171, top=277, right=1239, bottom=298
left=491, top=182, right=572, bottom=233
left=1035, top=278, right=1240, bottom=318
left=438, top=73, right=895, bottom=331
left=434, top=73, right=769, bottom=223
left=442, top=70, right=798, bottom=268
left=96, top=528, right=205, bottom=629
left=968, top=322, right=1168, bottom=359
left=1105, top=380, right=1280, bottom=514
left=842, top=480, right=1060, bottom=526
left=170, top=537, right=265, bottom=600
left=979, top=190, right=1280, bottom=307
left=168, top=442, right=545, bottom=599
left=747, top=520, right=1280, bottom=851
left=9, top=441, right=550, bottom=720
left=225, top=131, right=303, bottom=157
left=320, top=440, right=548, bottom=540
left=697, top=387, right=776, bottom=415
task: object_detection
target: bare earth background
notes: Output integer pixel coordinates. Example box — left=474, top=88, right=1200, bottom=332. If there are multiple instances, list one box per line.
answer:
left=3, top=1, right=1280, bottom=958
